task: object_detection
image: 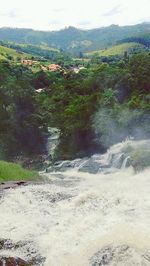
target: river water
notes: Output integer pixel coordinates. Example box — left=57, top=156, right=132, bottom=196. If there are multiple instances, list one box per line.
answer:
left=0, top=140, right=150, bottom=265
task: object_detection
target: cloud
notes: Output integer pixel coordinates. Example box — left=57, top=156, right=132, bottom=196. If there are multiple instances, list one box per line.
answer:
left=103, top=5, right=122, bottom=17
left=0, top=9, right=18, bottom=18
left=49, top=19, right=62, bottom=25
left=7, top=9, right=18, bottom=18
left=52, top=8, right=66, bottom=13
left=77, top=20, right=91, bottom=27
left=0, top=0, right=150, bottom=31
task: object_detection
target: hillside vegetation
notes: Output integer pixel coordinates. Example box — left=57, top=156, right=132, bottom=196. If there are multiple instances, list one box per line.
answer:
left=0, top=45, right=32, bottom=61
left=119, top=32, right=150, bottom=47
left=0, top=23, right=150, bottom=54
left=0, top=23, right=150, bottom=163
left=0, top=49, right=149, bottom=161
left=86, top=42, right=145, bottom=57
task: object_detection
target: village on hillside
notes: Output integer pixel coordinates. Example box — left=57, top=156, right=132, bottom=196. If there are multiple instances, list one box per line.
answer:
left=20, top=58, right=87, bottom=93
left=21, top=59, right=86, bottom=74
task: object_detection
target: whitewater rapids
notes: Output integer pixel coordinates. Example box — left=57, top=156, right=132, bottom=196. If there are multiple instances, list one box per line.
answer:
left=0, top=140, right=150, bottom=265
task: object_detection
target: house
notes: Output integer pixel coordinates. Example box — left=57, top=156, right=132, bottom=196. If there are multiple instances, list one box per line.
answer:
left=47, top=64, right=61, bottom=72
left=40, top=65, right=48, bottom=71
left=21, top=59, right=38, bottom=66
left=36, top=88, right=45, bottom=93
left=70, top=66, right=86, bottom=74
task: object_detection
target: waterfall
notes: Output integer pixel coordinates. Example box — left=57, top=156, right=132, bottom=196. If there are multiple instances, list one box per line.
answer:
left=46, top=127, right=60, bottom=159
left=0, top=139, right=150, bottom=265
left=46, top=139, right=150, bottom=174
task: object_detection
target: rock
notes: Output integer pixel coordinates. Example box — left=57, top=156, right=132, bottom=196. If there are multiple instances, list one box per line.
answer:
left=46, top=160, right=72, bottom=172
left=0, top=239, right=6, bottom=250
left=0, top=239, right=27, bottom=251
left=46, top=157, right=102, bottom=174
left=79, top=159, right=101, bottom=174
left=0, top=257, right=30, bottom=266
left=90, top=246, right=113, bottom=265
left=0, top=181, right=27, bottom=190
left=0, top=239, right=45, bottom=266
left=90, top=244, right=150, bottom=265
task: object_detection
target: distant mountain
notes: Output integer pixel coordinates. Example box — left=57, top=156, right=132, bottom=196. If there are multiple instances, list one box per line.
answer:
left=0, top=23, right=150, bottom=54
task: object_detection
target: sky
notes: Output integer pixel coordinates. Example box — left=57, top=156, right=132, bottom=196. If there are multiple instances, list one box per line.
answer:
left=0, top=0, right=150, bottom=31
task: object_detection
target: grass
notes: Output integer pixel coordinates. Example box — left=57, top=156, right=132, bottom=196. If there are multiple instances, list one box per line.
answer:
left=85, top=42, right=145, bottom=57
left=18, top=43, right=60, bottom=52
left=0, top=45, right=32, bottom=61
left=0, top=161, right=38, bottom=182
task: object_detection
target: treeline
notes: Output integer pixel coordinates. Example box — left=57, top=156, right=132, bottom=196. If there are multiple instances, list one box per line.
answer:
left=0, top=62, right=47, bottom=159
left=119, top=33, right=150, bottom=47
left=0, top=52, right=150, bottom=162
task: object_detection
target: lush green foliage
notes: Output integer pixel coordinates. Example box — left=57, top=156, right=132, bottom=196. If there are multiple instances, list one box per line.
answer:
left=0, top=49, right=150, bottom=161
left=0, top=161, right=37, bottom=181
left=0, top=61, right=47, bottom=159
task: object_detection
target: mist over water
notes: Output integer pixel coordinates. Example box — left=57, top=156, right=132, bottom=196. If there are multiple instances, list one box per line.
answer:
left=93, top=108, right=150, bottom=149
left=0, top=139, right=150, bottom=265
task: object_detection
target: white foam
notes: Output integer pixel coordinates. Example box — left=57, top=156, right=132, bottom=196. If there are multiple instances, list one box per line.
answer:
left=0, top=141, right=150, bottom=265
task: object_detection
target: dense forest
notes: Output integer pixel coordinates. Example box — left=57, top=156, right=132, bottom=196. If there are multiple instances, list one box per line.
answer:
left=0, top=48, right=150, bottom=165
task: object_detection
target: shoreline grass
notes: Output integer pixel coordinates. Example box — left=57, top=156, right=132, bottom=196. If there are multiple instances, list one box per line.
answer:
left=0, top=161, right=38, bottom=182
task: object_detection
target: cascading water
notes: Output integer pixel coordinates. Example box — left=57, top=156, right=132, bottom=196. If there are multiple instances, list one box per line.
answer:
left=0, top=139, right=150, bottom=266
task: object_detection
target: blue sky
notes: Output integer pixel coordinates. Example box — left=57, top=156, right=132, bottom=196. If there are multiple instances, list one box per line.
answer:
left=0, top=0, right=150, bottom=31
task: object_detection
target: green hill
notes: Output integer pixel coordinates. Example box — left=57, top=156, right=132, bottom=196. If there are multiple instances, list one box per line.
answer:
left=0, top=44, right=32, bottom=61
left=85, top=42, right=146, bottom=57
left=0, top=41, right=72, bottom=64
left=4, top=42, right=60, bottom=58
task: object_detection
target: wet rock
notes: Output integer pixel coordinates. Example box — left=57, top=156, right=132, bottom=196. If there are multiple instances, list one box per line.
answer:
left=46, top=160, right=72, bottom=172
left=0, top=239, right=29, bottom=251
left=90, top=246, right=114, bottom=265
left=0, top=181, right=45, bottom=191
left=79, top=159, right=101, bottom=174
left=90, top=245, right=150, bottom=265
left=0, top=181, right=27, bottom=190
left=0, top=239, right=45, bottom=266
left=28, top=255, right=45, bottom=266
left=0, top=239, right=6, bottom=250
left=0, top=257, right=30, bottom=266
left=46, top=156, right=102, bottom=174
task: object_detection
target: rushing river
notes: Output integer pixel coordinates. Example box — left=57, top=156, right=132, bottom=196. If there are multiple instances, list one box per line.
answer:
left=0, top=139, right=150, bottom=265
